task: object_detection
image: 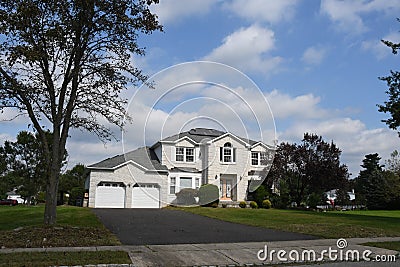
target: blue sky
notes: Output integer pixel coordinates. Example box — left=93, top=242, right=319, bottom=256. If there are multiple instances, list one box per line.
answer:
left=1, top=0, right=400, bottom=177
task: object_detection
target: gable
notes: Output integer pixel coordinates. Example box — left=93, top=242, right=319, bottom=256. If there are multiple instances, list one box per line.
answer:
left=175, top=137, right=197, bottom=147
left=210, top=133, right=250, bottom=148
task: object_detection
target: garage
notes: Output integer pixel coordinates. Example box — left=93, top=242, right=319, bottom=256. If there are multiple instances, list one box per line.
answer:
left=95, top=182, right=126, bottom=208
left=132, top=183, right=160, bottom=208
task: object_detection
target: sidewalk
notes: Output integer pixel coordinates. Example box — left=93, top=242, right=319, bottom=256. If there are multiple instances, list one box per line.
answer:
left=1, top=237, right=399, bottom=266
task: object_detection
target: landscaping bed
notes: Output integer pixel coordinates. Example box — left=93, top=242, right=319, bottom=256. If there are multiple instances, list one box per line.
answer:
left=0, top=205, right=120, bottom=248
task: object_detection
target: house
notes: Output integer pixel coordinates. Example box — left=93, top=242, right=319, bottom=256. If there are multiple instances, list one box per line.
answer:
left=87, top=128, right=275, bottom=208
left=6, top=190, right=24, bottom=204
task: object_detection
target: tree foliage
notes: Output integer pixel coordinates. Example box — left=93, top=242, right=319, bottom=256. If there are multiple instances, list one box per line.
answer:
left=0, top=131, right=57, bottom=203
left=267, top=133, right=349, bottom=207
left=58, top=163, right=87, bottom=205
left=0, top=0, right=161, bottom=224
left=377, top=18, right=400, bottom=135
left=355, top=153, right=400, bottom=209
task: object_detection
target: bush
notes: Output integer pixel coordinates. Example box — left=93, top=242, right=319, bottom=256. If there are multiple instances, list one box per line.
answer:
left=254, top=185, right=268, bottom=203
left=176, top=188, right=198, bottom=206
left=262, top=199, right=272, bottom=209
left=68, top=187, right=85, bottom=206
left=239, top=201, right=247, bottom=208
left=222, top=203, right=227, bottom=208
left=250, top=201, right=258, bottom=209
left=198, top=184, right=219, bottom=207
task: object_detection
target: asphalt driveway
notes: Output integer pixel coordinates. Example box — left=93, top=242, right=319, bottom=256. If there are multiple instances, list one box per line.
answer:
left=92, top=209, right=316, bottom=245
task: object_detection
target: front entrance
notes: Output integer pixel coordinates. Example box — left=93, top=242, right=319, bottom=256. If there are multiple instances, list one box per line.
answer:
left=220, top=174, right=236, bottom=201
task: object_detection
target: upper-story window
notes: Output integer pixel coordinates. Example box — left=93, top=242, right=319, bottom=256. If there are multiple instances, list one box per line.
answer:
left=176, top=147, right=195, bottom=162
left=220, top=142, right=236, bottom=163
left=251, top=151, right=267, bottom=165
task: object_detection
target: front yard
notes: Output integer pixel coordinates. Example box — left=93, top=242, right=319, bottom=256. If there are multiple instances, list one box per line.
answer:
left=0, top=205, right=120, bottom=248
left=176, top=207, right=400, bottom=238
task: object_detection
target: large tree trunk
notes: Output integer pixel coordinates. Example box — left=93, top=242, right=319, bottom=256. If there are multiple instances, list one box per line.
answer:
left=43, top=128, right=62, bottom=225
left=44, top=161, right=60, bottom=225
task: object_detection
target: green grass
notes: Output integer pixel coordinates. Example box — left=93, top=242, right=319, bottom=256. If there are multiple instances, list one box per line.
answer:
left=176, top=207, right=400, bottom=238
left=0, top=251, right=131, bottom=267
left=363, top=241, right=400, bottom=252
left=0, top=205, right=120, bottom=248
left=0, top=205, right=102, bottom=231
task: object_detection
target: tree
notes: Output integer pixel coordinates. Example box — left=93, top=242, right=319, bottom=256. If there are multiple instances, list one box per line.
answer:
left=0, top=1, right=162, bottom=224
left=58, top=163, right=88, bottom=205
left=377, top=18, right=400, bottom=135
left=267, top=133, right=349, bottom=207
left=0, top=131, right=57, bottom=204
left=385, top=150, right=400, bottom=175
left=354, top=153, right=398, bottom=209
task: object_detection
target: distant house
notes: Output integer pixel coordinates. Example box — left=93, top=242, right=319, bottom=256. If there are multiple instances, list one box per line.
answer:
left=87, top=128, right=275, bottom=208
left=325, top=189, right=356, bottom=205
left=6, top=190, right=24, bottom=204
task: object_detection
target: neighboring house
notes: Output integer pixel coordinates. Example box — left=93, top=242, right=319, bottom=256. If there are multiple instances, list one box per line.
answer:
left=6, top=190, right=24, bottom=204
left=87, top=128, right=275, bottom=208
left=325, top=189, right=356, bottom=204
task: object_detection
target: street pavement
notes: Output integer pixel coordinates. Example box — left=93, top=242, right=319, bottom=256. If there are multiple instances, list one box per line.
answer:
left=1, top=237, right=399, bottom=266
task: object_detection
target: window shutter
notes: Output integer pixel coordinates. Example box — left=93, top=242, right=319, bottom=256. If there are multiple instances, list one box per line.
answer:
left=233, top=148, right=236, bottom=162
left=220, top=147, right=223, bottom=161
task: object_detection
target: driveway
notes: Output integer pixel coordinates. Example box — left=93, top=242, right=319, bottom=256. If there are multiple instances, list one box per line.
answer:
left=92, top=209, right=316, bottom=245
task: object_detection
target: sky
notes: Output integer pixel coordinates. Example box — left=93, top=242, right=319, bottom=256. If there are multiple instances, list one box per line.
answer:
left=1, top=0, right=400, bottom=178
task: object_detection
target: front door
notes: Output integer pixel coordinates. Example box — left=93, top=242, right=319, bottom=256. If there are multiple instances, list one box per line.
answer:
left=220, top=178, right=233, bottom=200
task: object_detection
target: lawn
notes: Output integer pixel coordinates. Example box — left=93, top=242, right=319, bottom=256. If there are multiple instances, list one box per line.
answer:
left=176, top=207, right=400, bottom=238
left=363, top=241, right=400, bottom=252
left=0, top=251, right=131, bottom=267
left=0, top=205, right=120, bottom=248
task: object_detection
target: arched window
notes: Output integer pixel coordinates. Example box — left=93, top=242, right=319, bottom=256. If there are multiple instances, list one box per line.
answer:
left=220, top=142, right=236, bottom=163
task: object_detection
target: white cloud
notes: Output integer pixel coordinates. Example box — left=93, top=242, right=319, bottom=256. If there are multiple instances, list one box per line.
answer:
left=302, top=46, right=328, bottom=65
left=204, top=24, right=283, bottom=74
left=149, top=0, right=215, bottom=24
left=223, top=0, right=298, bottom=24
left=321, top=0, right=400, bottom=34
left=362, top=32, right=400, bottom=59
left=266, top=90, right=327, bottom=119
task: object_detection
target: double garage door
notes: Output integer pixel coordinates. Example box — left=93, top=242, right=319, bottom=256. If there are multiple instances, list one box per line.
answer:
left=95, top=182, right=159, bottom=208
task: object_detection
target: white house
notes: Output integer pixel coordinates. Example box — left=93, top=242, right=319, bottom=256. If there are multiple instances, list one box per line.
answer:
left=87, top=128, right=275, bottom=208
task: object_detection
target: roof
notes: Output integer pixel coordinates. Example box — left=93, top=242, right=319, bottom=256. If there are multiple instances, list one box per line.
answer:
left=159, top=127, right=258, bottom=145
left=88, top=147, right=168, bottom=171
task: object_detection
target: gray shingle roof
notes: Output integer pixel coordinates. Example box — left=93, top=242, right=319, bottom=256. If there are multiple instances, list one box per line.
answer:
left=159, top=128, right=258, bottom=145
left=88, top=147, right=168, bottom=171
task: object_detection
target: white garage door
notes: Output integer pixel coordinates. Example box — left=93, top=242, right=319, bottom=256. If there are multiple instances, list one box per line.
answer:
left=132, top=184, right=160, bottom=208
left=95, top=182, right=125, bottom=208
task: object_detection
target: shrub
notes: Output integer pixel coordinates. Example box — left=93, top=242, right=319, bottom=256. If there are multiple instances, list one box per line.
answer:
left=250, top=201, right=258, bottom=209
left=222, top=203, right=227, bottom=208
left=68, top=187, right=85, bottom=206
left=262, top=199, right=272, bottom=209
left=176, top=188, right=198, bottom=206
left=239, top=201, right=247, bottom=208
left=252, top=185, right=269, bottom=207
left=198, top=184, right=219, bottom=207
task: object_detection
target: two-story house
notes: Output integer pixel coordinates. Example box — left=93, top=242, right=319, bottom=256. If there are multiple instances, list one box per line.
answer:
left=87, top=128, right=274, bottom=208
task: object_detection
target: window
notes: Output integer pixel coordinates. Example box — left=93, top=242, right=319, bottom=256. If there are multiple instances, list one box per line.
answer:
left=220, top=142, right=236, bottom=163
left=176, top=147, right=195, bottom=162
left=251, top=152, right=258, bottom=165
left=176, top=147, right=184, bottom=162
left=195, top=178, right=200, bottom=189
left=170, top=177, right=176, bottom=194
left=186, top=148, right=194, bottom=162
left=251, top=152, right=268, bottom=165
left=180, top=177, right=192, bottom=190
